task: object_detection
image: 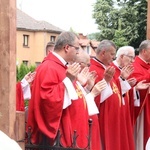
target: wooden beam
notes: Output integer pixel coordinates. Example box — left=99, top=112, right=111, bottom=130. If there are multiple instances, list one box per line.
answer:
left=16, top=111, right=25, bottom=149
left=147, top=0, right=150, bottom=39
left=0, top=0, right=16, bottom=139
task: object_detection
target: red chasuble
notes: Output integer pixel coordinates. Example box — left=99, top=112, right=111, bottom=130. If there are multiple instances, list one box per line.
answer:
left=90, top=58, right=121, bottom=150
left=130, top=56, right=150, bottom=150
left=89, top=115, right=101, bottom=150
left=111, top=62, right=135, bottom=150
left=16, top=82, right=24, bottom=111
left=69, top=82, right=89, bottom=148
left=69, top=82, right=101, bottom=150
left=27, top=53, right=73, bottom=146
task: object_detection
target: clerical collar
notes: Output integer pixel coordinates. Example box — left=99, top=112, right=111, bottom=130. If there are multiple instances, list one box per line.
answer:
left=93, top=57, right=104, bottom=64
left=93, top=57, right=106, bottom=69
left=52, top=52, right=67, bottom=66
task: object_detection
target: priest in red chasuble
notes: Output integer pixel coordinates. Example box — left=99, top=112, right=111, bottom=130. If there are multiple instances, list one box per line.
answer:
left=129, top=40, right=150, bottom=150
left=90, top=40, right=134, bottom=150
left=27, top=32, right=81, bottom=146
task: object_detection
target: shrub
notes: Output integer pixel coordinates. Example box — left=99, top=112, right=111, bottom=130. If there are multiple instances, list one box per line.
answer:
left=17, top=63, right=36, bottom=81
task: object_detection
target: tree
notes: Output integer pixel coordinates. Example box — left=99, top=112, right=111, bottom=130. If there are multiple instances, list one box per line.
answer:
left=128, top=0, right=147, bottom=47
left=92, top=0, right=147, bottom=48
left=113, top=30, right=129, bottom=48
left=92, top=0, right=117, bottom=40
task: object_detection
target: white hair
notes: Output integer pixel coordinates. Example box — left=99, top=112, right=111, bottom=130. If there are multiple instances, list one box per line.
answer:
left=116, top=46, right=135, bottom=58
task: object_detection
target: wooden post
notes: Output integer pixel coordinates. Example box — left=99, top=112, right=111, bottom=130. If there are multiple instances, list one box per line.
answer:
left=16, top=111, right=25, bottom=149
left=0, top=0, right=16, bottom=143
left=147, top=0, right=150, bottom=39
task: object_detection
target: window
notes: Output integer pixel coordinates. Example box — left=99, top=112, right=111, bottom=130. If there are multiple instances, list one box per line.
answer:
left=50, top=36, right=56, bottom=42
left=23, top=35, right=29, bottom=47
left=35, top=62, right=41, bottom=67
left=22, top=60, right=28, bottom=66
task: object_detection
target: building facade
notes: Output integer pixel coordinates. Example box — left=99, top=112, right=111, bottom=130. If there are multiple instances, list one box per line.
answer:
left=17, top=9, right=64, bottom=66
left=16, top=9, right=98, bottom=66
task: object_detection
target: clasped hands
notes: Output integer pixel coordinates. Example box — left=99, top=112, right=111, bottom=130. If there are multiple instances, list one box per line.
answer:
left=66, top=63, right=107, bottom=97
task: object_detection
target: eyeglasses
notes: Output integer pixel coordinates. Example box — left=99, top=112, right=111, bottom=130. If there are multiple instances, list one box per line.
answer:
left=124, top=55, right=135, bottom=60
left=68, top=44, right=80, bottom=51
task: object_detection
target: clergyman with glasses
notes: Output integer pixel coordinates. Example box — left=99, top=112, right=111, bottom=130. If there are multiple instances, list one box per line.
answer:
left=27, top=31, right=81, bottom=147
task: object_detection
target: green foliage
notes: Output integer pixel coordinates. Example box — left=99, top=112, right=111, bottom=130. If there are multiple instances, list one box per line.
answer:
left=24, top=100, right=29, bottom=107
left=113, top=30, right=129, bottom=48
left=17, top=63, right=36, bottom=81
left=92, top=0, right=147, bottom=48
left=88, top=32, right=100, bottom=40
left=17, top=63, right=29, bottom=81
left=29, top=65, right=36, bottom=72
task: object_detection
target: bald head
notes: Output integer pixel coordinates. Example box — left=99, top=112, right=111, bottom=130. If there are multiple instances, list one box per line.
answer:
left=76, top=50, right=90, bottom=69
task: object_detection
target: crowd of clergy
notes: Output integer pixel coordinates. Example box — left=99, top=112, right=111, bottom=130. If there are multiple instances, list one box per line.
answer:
left=15, top=31, right=150, bottom=150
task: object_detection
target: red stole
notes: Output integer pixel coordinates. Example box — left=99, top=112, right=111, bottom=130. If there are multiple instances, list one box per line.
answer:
left=69, top=82, right=89, bottom=148
left=111, top=62, right=135, bottom=150
left=69, top=82, right=101, bottom=150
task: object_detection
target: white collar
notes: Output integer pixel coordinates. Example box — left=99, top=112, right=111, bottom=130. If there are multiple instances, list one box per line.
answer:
left=52, top=52, right=67, bottom=66
left=113, top=60, right=121, bottom=70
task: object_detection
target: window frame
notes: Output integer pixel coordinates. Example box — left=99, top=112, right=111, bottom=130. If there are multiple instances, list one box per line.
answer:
left=50, top=36, right=56, bottom=42
left=23, top=35, right=29, bottom=47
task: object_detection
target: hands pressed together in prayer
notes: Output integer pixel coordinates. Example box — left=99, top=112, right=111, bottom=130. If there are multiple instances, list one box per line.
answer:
left=24, top=71, right=36, bottom=84
left=66, top=62, right=81, bottom=82
left=127, top=78, right=150, bottom=90
left=90, top=79, right=107, bottom=97
left=120, top=65, right=134, bottom=80
left=76, top=67, right=97, bottom=89
left=85, top=70, right=98, bottom=91
left=127, top=78, right=137, bottom=87
left=104, top=66, right=115, bottom=83
left=76, top=67, right=90, bottom=86
left=76, top=66, right=107, bottom=97
left=135, top=80, right=150, bottom=90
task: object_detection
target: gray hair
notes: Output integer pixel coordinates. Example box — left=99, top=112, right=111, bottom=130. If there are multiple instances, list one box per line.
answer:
left=139, top=40, right=150, bottom=53
left=76, top=50, right=90, bottom=64
left=116, top=46, right=135, bottom=58
left=96, top=40, right=116, bottom=54
left=54, top=31, right=78, bottom=51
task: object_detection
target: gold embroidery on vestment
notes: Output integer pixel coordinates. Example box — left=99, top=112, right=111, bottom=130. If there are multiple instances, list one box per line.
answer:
left=112, top=82, right=121, bottom=106
left=75, top=83, right=86, bottom=108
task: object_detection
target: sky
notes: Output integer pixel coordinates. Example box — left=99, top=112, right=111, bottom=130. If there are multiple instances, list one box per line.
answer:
left=17, top=0, right=98, bottom=35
